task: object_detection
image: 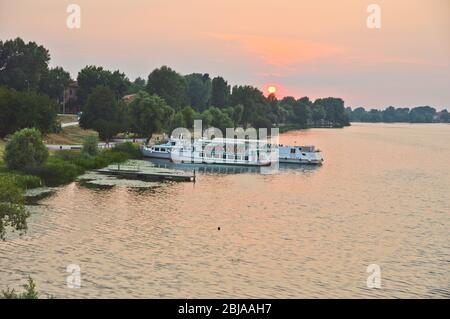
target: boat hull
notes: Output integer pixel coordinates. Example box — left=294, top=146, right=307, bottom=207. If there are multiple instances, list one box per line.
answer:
left=140, top=148, right=172, bottom=159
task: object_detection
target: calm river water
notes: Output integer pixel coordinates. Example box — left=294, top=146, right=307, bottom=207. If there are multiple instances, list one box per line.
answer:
left=1, top=123, right=449, bottom=298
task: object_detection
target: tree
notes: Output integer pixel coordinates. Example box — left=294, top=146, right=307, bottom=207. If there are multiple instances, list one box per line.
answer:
left=0, top=38, right=50, bottom=91
left=82, top=135, right=99, bottom=156
left=0, top=176, right=29, bottom=240
left=232, top=104, right=244, bottom=126
left=211, top=76, right=230, bottom=108
left=128, top=91, right=174, bottom=140
left=39, top=66, right=72, bottom=100
left=146, top=66, right=189, bottom=111
left=76, top=66, right=130, bottom=107
left=409, top=106, right=436, bottom=123
left=171, top=112, right=186, bottom=131
left=185, top=73, right=212, bottom=111
left=181, top=106, right=196, bottom=129
left=4, top=128, right=48, bottom=171
left=230, top=85, right=270, bottom=128
left=311, top=104, right=326, bottom=124
left=127, top=77, right=146, bottom=94
left=79, top=86, right=120, bottom=142
left=0, top=87, right=58, bottom=138
left=294, top=97, right=312, bottom=127
left=314, top=97, right=349, bottom=127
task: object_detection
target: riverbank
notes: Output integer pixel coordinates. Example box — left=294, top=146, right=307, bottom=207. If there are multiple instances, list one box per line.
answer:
left=1, top=138, right=142, bottom=189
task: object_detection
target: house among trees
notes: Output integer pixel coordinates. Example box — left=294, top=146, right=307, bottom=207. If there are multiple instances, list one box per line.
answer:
left=122, top=93, right=137, bottom=104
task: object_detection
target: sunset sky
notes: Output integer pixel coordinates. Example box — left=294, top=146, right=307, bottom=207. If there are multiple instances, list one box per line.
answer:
left=1, top=0, right=449, bottom=109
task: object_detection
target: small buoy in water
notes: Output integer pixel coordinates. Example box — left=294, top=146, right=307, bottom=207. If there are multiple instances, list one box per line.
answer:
left=218, top=227, right=221, bottom=231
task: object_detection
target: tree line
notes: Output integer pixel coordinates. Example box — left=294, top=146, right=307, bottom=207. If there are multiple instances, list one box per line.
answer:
left=0, top=37, right=352, bottom=140
left=346, top=106, right=449, bottom=123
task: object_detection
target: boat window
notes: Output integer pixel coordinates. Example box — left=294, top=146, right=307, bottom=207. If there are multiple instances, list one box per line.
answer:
left=245, top=156, right=249, bottom=161
left=155, top=147, right=160, bottom=151
left=290, top=148, right=296, bottom=154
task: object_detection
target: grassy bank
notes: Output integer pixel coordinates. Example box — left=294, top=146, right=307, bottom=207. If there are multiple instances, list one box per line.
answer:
left=1, top=137, right=141, bottom=188
left=44, top=125, right=98, bottom=145
left=28, top=142, right=141, bottom=186
left=57, top=114, right=78, bottom=124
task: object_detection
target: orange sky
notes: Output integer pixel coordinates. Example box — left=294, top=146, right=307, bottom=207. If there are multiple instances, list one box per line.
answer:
left=0, top=0, right=449, bottom=108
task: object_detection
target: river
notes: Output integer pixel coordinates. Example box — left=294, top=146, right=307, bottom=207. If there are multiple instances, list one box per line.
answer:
left=1, top=123, right=449, bottom=298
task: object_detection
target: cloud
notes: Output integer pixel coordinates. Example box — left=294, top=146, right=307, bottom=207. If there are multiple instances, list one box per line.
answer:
left=207, top=33, right=345, bottom=67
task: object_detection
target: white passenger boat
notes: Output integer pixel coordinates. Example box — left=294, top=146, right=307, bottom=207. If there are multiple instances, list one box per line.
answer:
left=278, top=144, right=323, bottom=164
left=140, top=138, right=185, bottom=159
left=142, top=137, right=324, bottom=165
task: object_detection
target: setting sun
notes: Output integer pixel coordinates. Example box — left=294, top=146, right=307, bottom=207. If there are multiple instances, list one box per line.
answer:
left=267, top=85, right=277, bottom=95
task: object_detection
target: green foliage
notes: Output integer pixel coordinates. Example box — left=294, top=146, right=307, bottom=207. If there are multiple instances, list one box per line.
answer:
left=0, top=173, right=41, bottom=190
left=82, top=135, right=99, bottom=156
left=112, top=142, right=142, bottom=159
left=0, top=38, right=50, bottom=91
left=79, top=86, right=121, bottom=141
left=347, top=106, right=445, bottom=123
left=211, top=76, right=230, bottom=108
left=171, top=112, right=186, bottom=130
left=0, top=86, right=58, bottom=137
left=127, top=77, right=146, bottom=94
left=31, top=148, right=129, bottom=186
left=32, top=158, right=83, bottom=186
left=185, top=73, right=212, bottom=111
left=0, top=176, right=29, bottom=240
left=146, top=66, right=189, bottom=111
left=1, top=277, right=38, bottom=299
left=4, top=128, right=49, bottom=171
left=181, top=106, right=196, bottom=129
left=128, top=91, right=174, bottom=139
left=76, top=66, right=130, bottom=106
left=39, top=66, right=71, bottom=100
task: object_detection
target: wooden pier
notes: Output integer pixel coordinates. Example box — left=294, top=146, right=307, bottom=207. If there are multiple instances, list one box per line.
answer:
left=96, top=165, right=195, bottom=182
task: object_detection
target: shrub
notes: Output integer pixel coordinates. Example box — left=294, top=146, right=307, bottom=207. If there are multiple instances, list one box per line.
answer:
left=0, top=173, right=41, bottom=189
left=82, top=135, right=99, bottom=156
left=1, top=277, right=38, bottom=299
left=112, top=142, right=141, bottom=159
left=30, top=158, right=83, bottom=186
left=4, top=128, right=48, bottom=170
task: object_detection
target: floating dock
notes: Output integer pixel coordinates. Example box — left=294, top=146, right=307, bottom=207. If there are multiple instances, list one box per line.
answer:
left=96, top=165, right=195, bottom=182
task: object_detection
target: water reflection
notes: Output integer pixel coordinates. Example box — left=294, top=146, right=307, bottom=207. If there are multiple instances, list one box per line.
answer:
left=146, top=158, right=321, bottom=175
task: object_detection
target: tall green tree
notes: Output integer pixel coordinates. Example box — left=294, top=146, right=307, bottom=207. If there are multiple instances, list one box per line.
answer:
left=39, top=66, right=72, bottom=100
left=79, top=86, right=120, bottom=141
left=0, top=38, right=50, bottom=91
left=0, top=87, right=57, bottom=137
left=76, top=66, right=130, bottom=106
left=231, top=85, right=270, bottom=128
left=128, top=91, right=174, bottom=140
left=211, top=76, right=230, bottom=108
left=185, top=73, right=212, bottom=111
left=146, top=66, right=189, bottom=111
